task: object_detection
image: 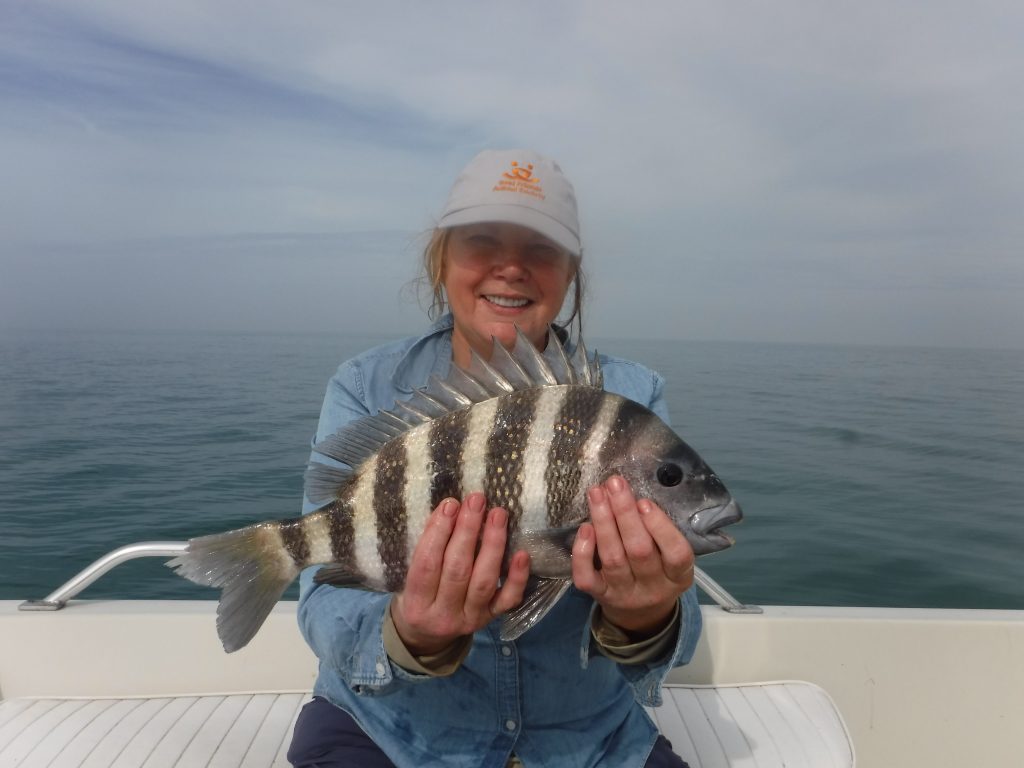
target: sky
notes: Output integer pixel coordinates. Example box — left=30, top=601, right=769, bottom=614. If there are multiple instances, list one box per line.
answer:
left=2, top=1, right=1022, bottom=349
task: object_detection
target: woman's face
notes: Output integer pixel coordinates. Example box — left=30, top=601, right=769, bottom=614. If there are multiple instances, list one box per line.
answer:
left=443, top=222, right=576, bottom=368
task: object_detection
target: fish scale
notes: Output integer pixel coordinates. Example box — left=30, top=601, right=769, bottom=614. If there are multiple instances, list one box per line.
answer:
left=169, top=329, right=743, bottom=653
left=427, top=409, right=468, bottom=508
left=373, top=436, right=408, bottom=592
left=545, top=387, right=610, bottom=526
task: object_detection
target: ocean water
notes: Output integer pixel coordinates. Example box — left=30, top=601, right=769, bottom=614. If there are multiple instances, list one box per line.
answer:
left=1, top=328, right=1022, bottom=609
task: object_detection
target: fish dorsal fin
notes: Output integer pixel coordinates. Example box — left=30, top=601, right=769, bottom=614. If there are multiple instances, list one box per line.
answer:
left=313, top=416, right=400, bottom=468
left=424, top=373, right=473, bottom=410
left=310, top=328, right=602, bottom=477
left=510, top=327, right=560, bottom=386
left=467, top=348, right=515, bottom=396
left=591, top=352, right=603, bottom=389
left=539, top=328, right=574, bottom=385
left=488, top=336, right=534, bottom=389
left=569, top=337, right=602, bottom=388
left=437, top=366, right=493, bottom=403
left=405, top=389, right=449, bottom=417
left=304, top=462, right=354, bottom=504
left=392, top=399, right=432, bottom=424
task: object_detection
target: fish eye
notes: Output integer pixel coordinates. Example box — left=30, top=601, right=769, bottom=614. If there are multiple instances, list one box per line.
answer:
left=657, top=463, right=684, bottom=487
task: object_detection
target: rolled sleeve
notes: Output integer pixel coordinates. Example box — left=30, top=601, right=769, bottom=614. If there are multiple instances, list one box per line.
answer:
left=382, top=606, right=473, bottom=677
left=579, top=587, right=701, bottom=707
left=592, top=601, right=680, bottom=666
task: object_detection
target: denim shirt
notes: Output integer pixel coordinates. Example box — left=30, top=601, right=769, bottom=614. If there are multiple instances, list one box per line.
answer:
left=297, top=314, right=702, bottom=768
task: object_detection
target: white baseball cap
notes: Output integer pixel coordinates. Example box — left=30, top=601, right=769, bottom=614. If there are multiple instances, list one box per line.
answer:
left=437, top=149, right=581, bottom=256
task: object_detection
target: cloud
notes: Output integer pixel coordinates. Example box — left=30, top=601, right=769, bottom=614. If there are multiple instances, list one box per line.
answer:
left=2, top=0, right=1022, bottom=348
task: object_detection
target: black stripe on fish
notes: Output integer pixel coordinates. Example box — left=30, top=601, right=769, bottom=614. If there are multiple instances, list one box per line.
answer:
left=325, top=499, right=357, bottom=565
left=545, top=387, right=605, bottom=526
left=374, top=434, right=409, bottom=592
left=599, top=397, right=645, bottom=471
left=279, top=518, right=311, bottom=566
left=485, top=389, right=541, bottom=525
left=429, top=409, right=469, bottom=509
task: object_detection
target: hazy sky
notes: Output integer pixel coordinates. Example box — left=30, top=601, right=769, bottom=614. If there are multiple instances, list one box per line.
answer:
left=2, top=1, right=1022, bottom=348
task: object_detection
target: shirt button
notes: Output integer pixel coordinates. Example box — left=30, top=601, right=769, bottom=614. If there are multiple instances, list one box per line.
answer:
left=505, top=719, right=517, bottom=731
left=375, top=662, right=386, bottom=676
left=501, top=645, right=513, bottom=657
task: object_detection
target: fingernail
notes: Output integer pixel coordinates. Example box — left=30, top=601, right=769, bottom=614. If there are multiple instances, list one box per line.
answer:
left=443, top=499, right=458, bottom=517
left=607, top=476, right=624, bottom=492
left=637, top=499, right=651, bottom=515
left=490, top=507, right=507, bottom=527
left=467, top=493, right=485, bottom=514
left=588, top=486, right=604, bottom=504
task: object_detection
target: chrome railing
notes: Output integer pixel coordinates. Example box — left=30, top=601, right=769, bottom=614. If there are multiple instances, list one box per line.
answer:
left=693, top=568, right=763, bottom=614
left=18, top=542, right=187, bottom=611
left=19, top=542, right=762, bottom=614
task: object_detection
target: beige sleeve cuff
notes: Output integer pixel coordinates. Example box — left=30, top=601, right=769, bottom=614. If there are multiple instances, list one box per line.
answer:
left=382, top=607, right=473, bottom=677
left=592, top=601, right=681, bottom=666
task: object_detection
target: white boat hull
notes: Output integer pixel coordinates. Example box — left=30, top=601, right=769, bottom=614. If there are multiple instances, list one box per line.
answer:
left=3, top=600, right=1023, bottom=767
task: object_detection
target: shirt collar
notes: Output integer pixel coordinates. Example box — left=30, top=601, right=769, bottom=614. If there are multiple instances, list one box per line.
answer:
left=391, top=313, right=455, bottom=394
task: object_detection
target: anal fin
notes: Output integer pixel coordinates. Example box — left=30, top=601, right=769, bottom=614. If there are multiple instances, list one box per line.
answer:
left=313, top=564, right=368, bottom=587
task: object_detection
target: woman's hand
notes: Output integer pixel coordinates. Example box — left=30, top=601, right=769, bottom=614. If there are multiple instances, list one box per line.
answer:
left=572, top=476, right=695, bottom=638
left=390, top=493, right=531, bottom=656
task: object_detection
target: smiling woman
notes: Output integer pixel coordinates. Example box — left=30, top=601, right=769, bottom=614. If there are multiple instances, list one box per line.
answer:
left=442, top=223, right=577, bottom=367
left=420, top=149, right=587, bottom=368
left=285, top=149, right=702, bottom=768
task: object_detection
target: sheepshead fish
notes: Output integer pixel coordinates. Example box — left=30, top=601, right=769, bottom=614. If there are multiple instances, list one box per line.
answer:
left=169, top=330, right=742, bottom=652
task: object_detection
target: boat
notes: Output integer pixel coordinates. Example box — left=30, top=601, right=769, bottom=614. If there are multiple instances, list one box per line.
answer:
left=2, top=542, right=1023, bottom=767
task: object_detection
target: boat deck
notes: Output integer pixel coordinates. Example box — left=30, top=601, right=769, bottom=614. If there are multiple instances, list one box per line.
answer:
left=5, top=550, right=1024, bottom=766
left=1, top=683, right=852, bottom=767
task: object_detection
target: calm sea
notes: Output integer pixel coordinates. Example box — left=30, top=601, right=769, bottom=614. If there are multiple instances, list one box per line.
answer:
left=1, top=328, right=1021, bottom=609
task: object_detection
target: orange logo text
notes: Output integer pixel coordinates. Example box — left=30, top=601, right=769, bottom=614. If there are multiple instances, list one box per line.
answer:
left=494, top=161, right=545, bottom=199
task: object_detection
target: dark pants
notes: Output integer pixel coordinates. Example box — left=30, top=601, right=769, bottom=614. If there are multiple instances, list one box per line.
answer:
left=288, top=696, right=690, bottom=768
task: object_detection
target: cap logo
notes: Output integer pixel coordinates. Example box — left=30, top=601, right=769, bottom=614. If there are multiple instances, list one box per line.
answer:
left=493, top=161, right=545, bottom=200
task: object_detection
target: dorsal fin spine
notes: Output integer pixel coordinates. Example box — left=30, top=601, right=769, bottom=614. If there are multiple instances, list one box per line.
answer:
left=468, top=349, right=515, bottom=395
left=393, top=400, right=430, bottom=422
left=309, top=328, right=602, bottom=477
left=514, top=327, right=559, bottom=385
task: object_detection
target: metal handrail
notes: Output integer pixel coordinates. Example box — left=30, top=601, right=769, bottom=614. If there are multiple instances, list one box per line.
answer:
left=18, top=541, right=187, bottom=611
left=694, top=567, right=763, bottom=614
left=18, top=542, right=762, bottom=615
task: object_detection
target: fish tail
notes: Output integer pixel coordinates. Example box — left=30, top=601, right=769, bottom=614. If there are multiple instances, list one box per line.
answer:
left=168, top=518, right=308, bottom=652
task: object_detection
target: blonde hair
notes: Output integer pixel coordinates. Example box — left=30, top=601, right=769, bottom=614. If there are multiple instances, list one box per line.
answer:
left=419, top=228, right=586, bottom=342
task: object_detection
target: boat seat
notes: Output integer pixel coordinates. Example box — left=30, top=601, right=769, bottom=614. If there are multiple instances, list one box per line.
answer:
left=647, top=681, right=855, bottom=767
left=0, top=682, right=853, bottom=767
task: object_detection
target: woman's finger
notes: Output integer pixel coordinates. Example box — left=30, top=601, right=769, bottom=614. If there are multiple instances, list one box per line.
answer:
left=465, top=506, right=510, bottom=608
left=402, top=497, right=460, bottom=603
left=434, top=493, right=487, bottom=605
left=571, top=522, right=606, bottom=596
left=586, top=484, right=629, bottom=577
left=491, top=549, right=531, bottom=616
left=604, top=476, right=658, bottom=575
left=638, top=498, right=695, bottom=585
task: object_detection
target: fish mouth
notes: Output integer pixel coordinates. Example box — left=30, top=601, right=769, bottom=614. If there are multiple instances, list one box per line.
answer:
left=688, top=498, right=742, bottom=553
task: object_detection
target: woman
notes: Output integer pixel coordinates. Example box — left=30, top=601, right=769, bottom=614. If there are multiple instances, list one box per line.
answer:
left=288, top=150, right=701, bottom=768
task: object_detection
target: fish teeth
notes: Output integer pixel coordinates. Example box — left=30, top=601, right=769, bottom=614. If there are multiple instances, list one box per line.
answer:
left=486, top=295, right=530, bottom=308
